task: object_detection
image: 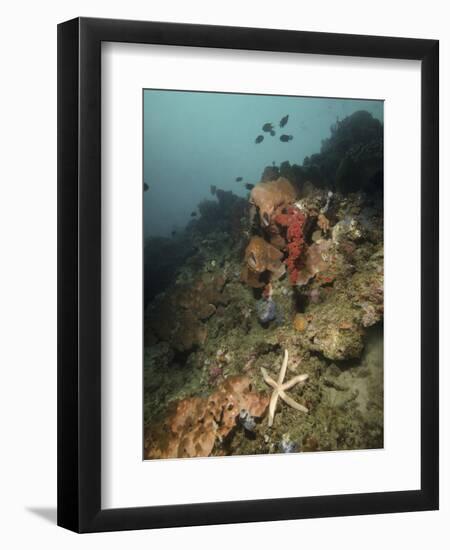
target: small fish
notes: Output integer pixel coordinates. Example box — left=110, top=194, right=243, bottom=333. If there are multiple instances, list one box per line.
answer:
left=235, top=177, right=243, bottom=182
left=171, top=230, right=177, bottom=237
left=245, top=183, right=254, bottom=191
left=191, top=211, right=197, bottom=217
left=255, top=135, right=264, bottom=144
left=210, top=185, right=217, bottom=195
left=144, top=182, right=149, bottom=191
left=262, top=122, right=274, bottom=133
left=280, top=134, right=293, bottom=142
left=270, top=130, right=276, bottom=137
left=279, top=114, right=289, bottom=127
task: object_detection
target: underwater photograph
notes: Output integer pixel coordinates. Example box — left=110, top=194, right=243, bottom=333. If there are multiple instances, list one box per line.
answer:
left=143, top=90, right=384, bottom=460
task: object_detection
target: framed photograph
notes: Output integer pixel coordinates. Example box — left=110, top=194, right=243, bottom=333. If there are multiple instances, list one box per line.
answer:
left=57, top=17, right=439, bottom=532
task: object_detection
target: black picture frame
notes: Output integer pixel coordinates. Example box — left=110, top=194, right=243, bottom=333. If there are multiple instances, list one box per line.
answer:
left=57, top=17, right=439, bottom=533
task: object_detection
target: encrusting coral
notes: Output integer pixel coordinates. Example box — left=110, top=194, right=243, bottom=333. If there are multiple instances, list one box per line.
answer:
left=261, top=349, right=308, bottom=427
left=240, top=235, right=285, bottom=288
left=145, top=375, right=269, bottom=459
left=250, top=177, right=298, bottom=228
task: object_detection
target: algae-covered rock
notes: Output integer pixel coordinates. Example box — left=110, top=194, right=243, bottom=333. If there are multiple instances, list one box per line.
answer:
left=300, top=111, right=383, bottom=194
left=145, top=271, right=229, bottom=353
left=144, top=235, right=195, bottom=306
left=296, top=298, right=364, bottom=361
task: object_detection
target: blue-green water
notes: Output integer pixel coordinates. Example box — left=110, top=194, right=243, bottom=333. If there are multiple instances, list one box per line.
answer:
left=143, top=91, right=384, bottom=457
left=143, top=90, right=383, bottom=237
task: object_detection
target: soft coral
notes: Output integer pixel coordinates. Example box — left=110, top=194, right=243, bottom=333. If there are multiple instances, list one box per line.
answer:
left=274, top=207, right=307, bottom=284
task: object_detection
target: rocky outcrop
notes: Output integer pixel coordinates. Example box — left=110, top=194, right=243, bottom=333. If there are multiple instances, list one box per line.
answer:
left=144, top=376, right=269, bottom=459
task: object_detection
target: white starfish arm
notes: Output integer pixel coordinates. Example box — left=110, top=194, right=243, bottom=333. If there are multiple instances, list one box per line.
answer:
left=277, top=349, right=289, bottom=385
left=268, top=390, right=279, bottom=427
left=261, top=368, right=278, bottom=390
left=281, top=373, right=308, bottom=391
left=279, top=390, right=308, bottom=413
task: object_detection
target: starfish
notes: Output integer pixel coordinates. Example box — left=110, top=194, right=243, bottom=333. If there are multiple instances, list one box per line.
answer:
left=261, top=349, right=308, bottom=427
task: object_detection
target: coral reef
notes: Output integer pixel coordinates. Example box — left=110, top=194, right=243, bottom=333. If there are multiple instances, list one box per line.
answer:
left=295, top=238, right=346, bottom=287
left=145, top=375, right=269, bottom=459
left=145, top=272, right=229, bottom=352
left=293, top=245, right=383, bottom=360
left=250, top=177, right=298, bottom=227
left=241, top=236, right=285, bottom=288
left=261, top=165, right=280, bottom=182
left=195, top=188, right=248, bottom=238
left=256, top=298, right=277, bottom=325
left=302, top=110, right=383, bottom=194
left=279, top=161, right=307, bottom=189
left=296, top=302, right=365, bottom=360
left=144, top=235, right=195, bottom=306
